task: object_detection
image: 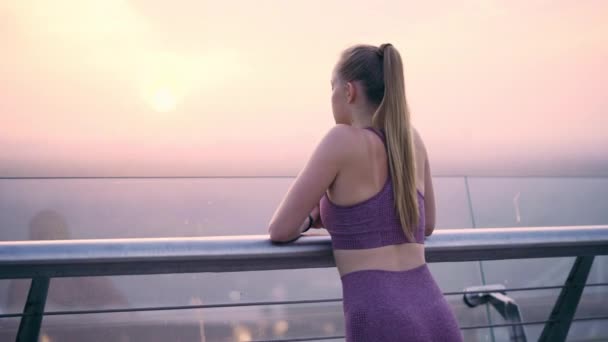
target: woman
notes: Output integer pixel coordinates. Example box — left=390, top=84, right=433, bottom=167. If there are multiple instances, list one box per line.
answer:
left=268, top=43, right=462, bottom=341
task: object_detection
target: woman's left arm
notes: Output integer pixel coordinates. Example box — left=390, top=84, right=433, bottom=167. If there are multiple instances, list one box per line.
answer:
left=268, top=125, right=352, bottom=242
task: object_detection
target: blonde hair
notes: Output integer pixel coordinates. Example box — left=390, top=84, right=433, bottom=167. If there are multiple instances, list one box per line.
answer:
left=337, top=43, right=418, bottom=241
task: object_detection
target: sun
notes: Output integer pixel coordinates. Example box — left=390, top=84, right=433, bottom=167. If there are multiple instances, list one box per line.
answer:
left=149, top=87, right=178, bottom=113
left=139, top=52, right=189, bottom=114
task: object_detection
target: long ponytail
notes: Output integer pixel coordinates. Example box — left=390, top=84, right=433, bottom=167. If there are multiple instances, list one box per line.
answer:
left=338, top=43, right=419, bottom=241
left=376, top=44, right=418, bottom=241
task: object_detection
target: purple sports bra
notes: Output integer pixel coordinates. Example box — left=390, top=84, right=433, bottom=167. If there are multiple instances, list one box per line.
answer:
left=319, top=127, right=426, bottom=250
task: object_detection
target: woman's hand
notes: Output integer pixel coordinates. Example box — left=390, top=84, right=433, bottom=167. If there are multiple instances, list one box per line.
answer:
left=310, top=203, right=324, bottom=228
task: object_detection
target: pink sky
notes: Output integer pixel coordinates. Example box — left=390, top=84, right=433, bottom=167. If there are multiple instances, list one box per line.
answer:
left=1, top=1, right=607, bottom=176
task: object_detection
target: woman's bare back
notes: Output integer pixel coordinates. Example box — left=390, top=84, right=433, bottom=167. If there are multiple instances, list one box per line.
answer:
left=324, top=126, right=435, bottom=278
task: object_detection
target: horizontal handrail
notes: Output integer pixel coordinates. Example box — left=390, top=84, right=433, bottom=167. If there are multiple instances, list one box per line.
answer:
left=2, top=225, right=607, bottom=342
left=1, top=225, right=607, bottom=279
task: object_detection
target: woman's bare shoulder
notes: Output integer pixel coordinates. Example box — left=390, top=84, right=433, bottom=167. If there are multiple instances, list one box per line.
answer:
left=411, top=127, right=428, bottom=156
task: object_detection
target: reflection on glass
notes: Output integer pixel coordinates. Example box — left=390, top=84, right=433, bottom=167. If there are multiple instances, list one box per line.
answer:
left=7, top=210, right=128, bottom=310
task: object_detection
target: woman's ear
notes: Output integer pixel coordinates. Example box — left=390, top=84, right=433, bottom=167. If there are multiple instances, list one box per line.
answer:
left=345, top=81, right=356, bottom=104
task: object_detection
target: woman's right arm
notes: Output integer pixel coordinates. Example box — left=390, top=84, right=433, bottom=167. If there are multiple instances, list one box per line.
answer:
left=413, top=127, right=436, bottom=237
left=424, top=155, right=436, bottom=236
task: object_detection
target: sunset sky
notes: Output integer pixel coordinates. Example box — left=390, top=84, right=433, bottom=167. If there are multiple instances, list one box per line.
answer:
left=1, top=1, right=607, bottom=176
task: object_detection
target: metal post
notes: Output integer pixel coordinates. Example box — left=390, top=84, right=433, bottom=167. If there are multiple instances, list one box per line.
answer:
left=464, top=284, right=527, bottom=342
left=539, top=256, right=594, bottom=342
left=16, top=277, right=50, bottom=342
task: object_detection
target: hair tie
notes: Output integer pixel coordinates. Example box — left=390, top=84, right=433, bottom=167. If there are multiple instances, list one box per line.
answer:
left=379, top=43, right=392, bottom=56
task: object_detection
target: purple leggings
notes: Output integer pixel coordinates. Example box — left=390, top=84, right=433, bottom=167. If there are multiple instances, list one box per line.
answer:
left=341, top=263, right=463, bottom=341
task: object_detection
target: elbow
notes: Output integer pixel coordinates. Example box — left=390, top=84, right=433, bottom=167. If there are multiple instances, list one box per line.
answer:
left=268, top=224, right=291, bottom=243
left=424, top=223, right=435, bottom=237
left=424, top=211, right=436, bottom=237
left=268, top=226, right=281, bottom=242
left=269, top=231, right=289, bottom=242
left=270, top=233, right=296, bottom=243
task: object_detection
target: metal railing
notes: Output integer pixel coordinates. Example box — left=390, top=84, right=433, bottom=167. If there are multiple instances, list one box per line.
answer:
left=1, top=225, right=607, bottom=342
